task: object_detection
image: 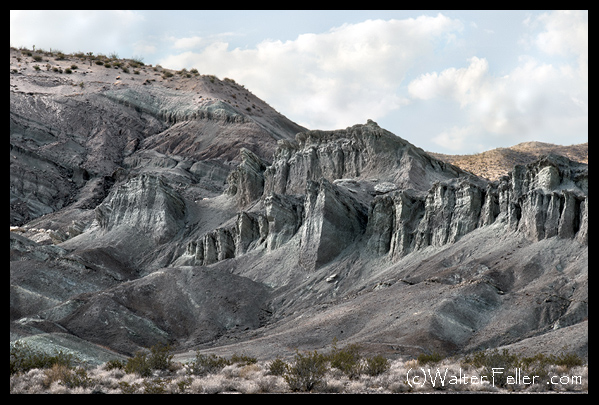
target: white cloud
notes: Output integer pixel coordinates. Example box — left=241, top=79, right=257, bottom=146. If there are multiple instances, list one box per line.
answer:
left=432, top=125, right=484, bottom=152
left=408, top=56, right=489, bottom=107
left=173, top=36, right=204, bottom=50
left=132, top=41, right=157, bottom=56
left=533, top=11, right=588, bottom=58
left=406, top=10, right=587, bottom=152
left=10, top=10, right=145, bottom=56
left=10, top=10, right=586, bottom=153
left=159, top=14, right=463, bottom=130
left=533, top=10, right=588, bottom=81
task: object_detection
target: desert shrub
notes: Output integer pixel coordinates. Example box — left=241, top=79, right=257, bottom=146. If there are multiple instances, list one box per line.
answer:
left=124, top=350, right=152, bottom=377
left=43, top=364, right=72, bottom=387
left=44, top=364, right=95, bottom=389
left=176, top=376, right=192, bottom=393
left=364, top=354, right=390, bottom=376
left=268, top=357, right=288, bottom=376
left=121, top=343, right=174, bottom=377
left=10, top=341, right=75, bottom=375
left=283, top=350, right=328, bottom=392
left=462, top=348, right=521, bottom=387
left=230, top=353, right=257, bottom=365
left=128, top=58, right=144, bottom=68
left=549, top=352, right=584, bottom=368
left=417, top=351, right=445, bottom=365
left=148, top=343, right=174, bottom=371
left=118, top=380, right=140, bottom=394
left=256, top=374, right=283, bottom=393
left=141, top=377, right=168, bottom=394
left=327, top=342, right=363, bottom=379
left=104, top=358, right=125, bottom=370
left=463, top=348, right=519, bottom=369
left=186, top=352, right=231, bottom=376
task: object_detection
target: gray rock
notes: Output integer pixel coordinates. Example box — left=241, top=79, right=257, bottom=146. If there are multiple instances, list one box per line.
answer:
left=10, top=49, right=588, bottom=364
left=226, top=148, right=268, bottom=208
left=299, top=179, right=367, bottom=270
left=264, top=193, right=303, bottom=251
left=264, top=120, right=468, bottom=197
left=95, top=173, right=186, bottom=244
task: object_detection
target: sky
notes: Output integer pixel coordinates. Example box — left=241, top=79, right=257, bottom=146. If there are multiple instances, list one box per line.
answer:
left=10, top=10, right=588, bottom=154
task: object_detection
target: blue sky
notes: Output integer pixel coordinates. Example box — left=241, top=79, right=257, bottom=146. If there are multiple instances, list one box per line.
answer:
left=10, top=10, right=588, bottom=154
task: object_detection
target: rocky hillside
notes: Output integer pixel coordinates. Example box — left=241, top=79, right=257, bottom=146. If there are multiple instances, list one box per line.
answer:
left=430, top=141, right=588, bottom=181
left=10, top=47, right=587, bottom=365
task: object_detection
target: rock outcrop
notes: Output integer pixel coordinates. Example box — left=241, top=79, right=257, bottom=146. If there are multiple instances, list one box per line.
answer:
left=172, top=125, right=588, bottom=279
left=299, top=179, right=368, bottom=270
left=226, top=148, right=268, bottom=208
left=264, top=120, right=467, bottom=196
left=10, top=48, right=588, bottom=364
left=95, top=173, right=186, bottom=244
left=363, top=154, right=587, bottom=261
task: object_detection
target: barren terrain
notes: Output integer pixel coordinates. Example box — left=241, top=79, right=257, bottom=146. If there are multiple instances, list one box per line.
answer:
left=10, top=46, right=587, bottom=386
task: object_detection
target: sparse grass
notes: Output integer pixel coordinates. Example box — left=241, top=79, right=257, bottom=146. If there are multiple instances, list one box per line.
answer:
left=9, top=339, right=587, bottom=393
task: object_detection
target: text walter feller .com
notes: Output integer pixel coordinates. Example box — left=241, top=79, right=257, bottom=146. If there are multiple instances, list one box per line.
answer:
left=406, top=367, right=584, bottom=389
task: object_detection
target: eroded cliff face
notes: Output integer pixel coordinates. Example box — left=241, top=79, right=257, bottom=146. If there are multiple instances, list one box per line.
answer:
left=197, top=124, right=588, bottom=272
left=364, top=154, right=588, bottom=261
left=10, top=48, right=588, bottom=362
left=263, top=120, right=465, bottom=196
left=64, top=119, right=588, bottom=283
left=95, top=173, right=186, bottom=244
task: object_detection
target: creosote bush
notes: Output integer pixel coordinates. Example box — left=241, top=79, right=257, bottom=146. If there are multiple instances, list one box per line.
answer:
left=9, top=338, right=587, bottom=393
left=43, top=364, right=95, bottom=389
left=283, top=350, right=328, bottom=392
left=364, top=354, right=390, bottom=376
left=122, top=343, right=175, bottom=377
left=267, top=357, right=288, bottom=376
left=417, top=351, right=446, bottom=365
left=327, top=341, right=363, bottom=379
left=461, top=348, right=585, bottom=389
left=10, top=341, right=75, bottom=375
left=186, top=352, right=231, bottom=376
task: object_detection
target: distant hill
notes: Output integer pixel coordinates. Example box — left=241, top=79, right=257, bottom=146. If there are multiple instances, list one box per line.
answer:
left=429, top=141, right=588, bottom=180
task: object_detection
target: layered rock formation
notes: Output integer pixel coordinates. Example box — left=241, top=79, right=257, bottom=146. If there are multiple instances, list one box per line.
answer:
left=95, top=173, right=186, bottom=244
left=364, top=154, right=588, bottom=260
left=263, top=119, right=465, bottom=196
left=186, top=124, right=588, bottom=272
left=10, top=48, right=588, bottom=363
